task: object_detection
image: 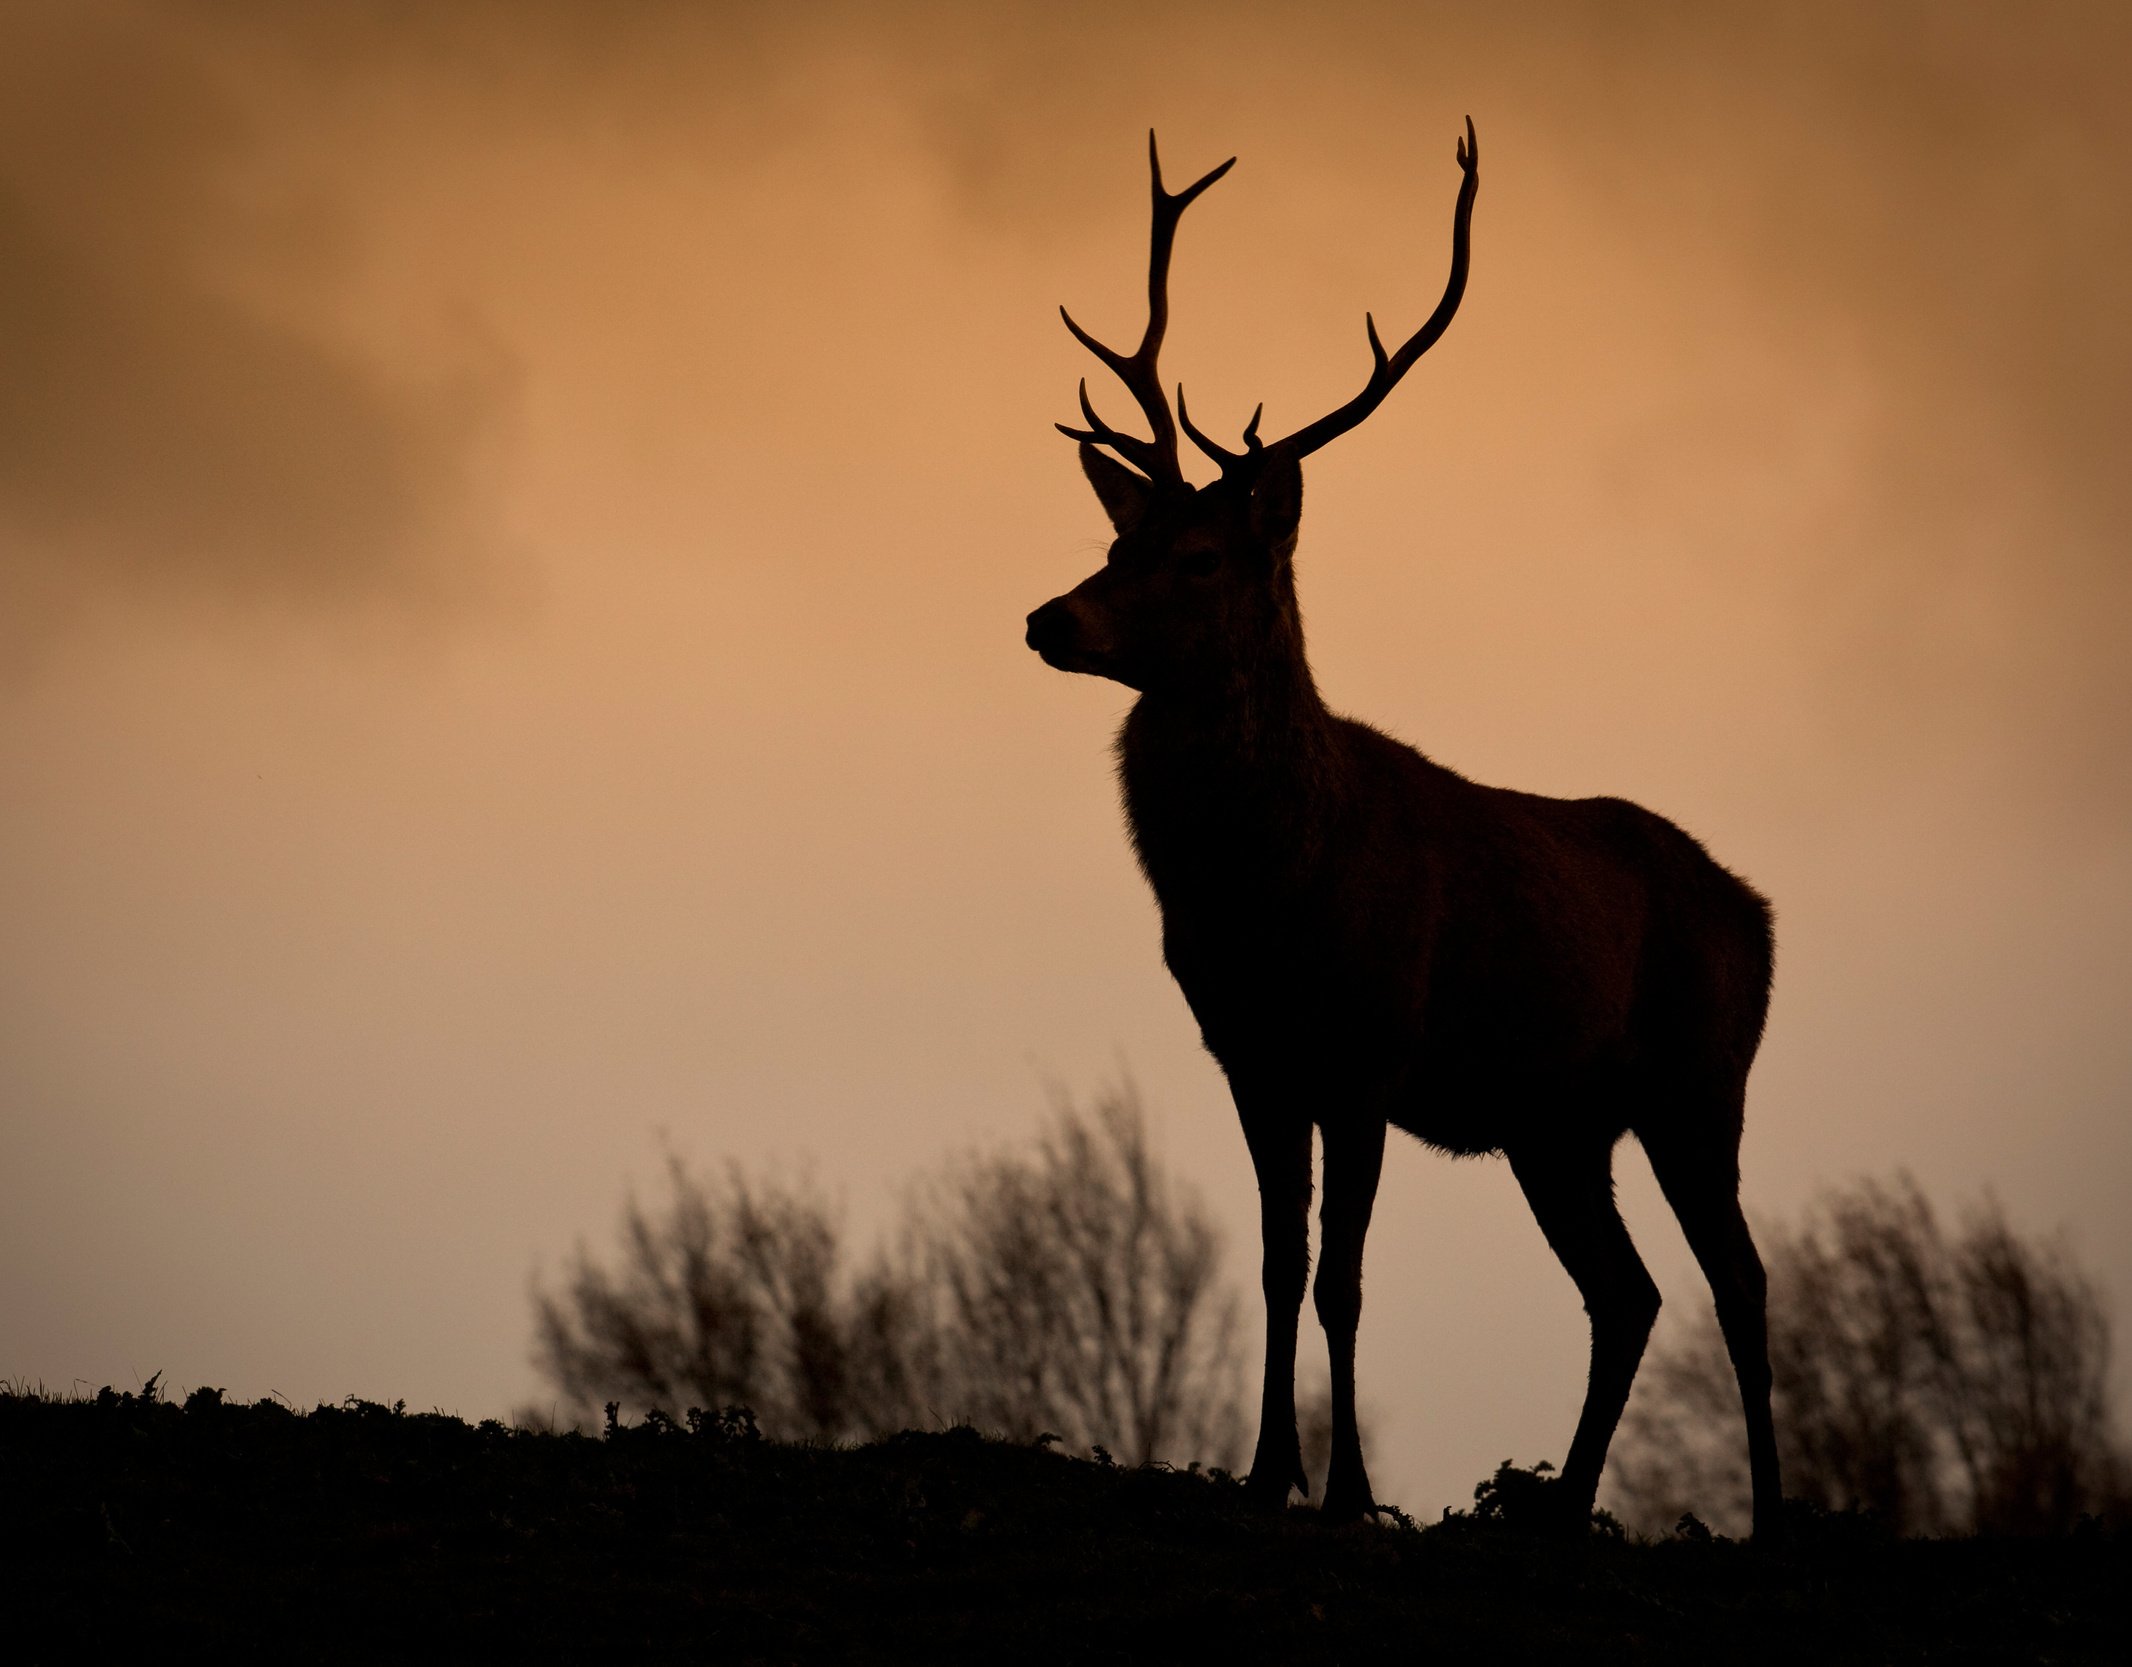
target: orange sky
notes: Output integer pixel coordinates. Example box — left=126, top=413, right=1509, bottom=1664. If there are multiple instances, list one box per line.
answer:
left=4, top=0, right=2129, bottom=1517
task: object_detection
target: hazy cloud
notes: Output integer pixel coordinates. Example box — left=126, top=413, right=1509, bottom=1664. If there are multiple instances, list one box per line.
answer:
left=0, top=4, right=511, bottom=641
left=6, top=0, right=2127, bottom=772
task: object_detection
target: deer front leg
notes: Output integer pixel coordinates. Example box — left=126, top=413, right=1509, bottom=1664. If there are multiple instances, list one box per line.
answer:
left=1239, top=1108, right=1313, bottom=1509
left=1316, top=1111, right=1388, bottom=1522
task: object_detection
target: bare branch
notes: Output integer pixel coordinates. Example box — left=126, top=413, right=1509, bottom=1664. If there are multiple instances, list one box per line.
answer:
left=1611, top=1174, right=2129, bottom=1536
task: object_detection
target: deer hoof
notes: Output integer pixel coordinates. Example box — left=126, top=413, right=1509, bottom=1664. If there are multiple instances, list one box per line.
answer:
left=1242, top=1464, right=1300, bottom=1511
left=1319, top=1484, right=1377, bottom=1525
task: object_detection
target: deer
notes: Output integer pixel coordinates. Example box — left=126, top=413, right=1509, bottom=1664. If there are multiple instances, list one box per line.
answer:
left=1025, top=123, right=1784, bottom=1537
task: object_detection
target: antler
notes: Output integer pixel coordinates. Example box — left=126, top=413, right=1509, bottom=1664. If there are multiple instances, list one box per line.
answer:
left=1057, top=133, right=1235, bottom=488
left=1181, top=118, right=1480, bottom=480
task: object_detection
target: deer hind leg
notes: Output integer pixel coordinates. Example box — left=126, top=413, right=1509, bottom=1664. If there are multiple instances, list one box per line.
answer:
left=1314, top=1112, right=1389, bottom=1522
left=1642, top=1110, right=1783, bottom=1540
left=1509, top=1138, right=1661, bottom=1526
left=1239, top=1108, right=1314, bottom=1508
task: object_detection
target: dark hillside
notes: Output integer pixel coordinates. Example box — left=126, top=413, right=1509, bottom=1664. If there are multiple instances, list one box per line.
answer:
left=4, top=1385, right=2123, bottom=1663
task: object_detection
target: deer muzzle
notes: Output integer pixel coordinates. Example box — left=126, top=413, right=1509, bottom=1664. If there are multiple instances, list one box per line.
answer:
left=1025, top=594, right=1123, bottom=682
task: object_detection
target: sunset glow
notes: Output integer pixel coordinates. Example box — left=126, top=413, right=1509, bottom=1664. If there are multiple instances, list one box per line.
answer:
left=4, top=1, right=2128, bottom=1518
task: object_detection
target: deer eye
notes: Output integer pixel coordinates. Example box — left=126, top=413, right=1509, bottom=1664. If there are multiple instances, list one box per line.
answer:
left=1180, top=545, right=1222, bottom=579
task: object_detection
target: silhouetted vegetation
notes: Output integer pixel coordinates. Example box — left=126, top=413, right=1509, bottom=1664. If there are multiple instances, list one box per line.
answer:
left=1613, top=1175, right=2130, bottom=1537
left=10, top=1380, right=2126, bottom=1663
left=533, top=1087, right=1245, bottom=1468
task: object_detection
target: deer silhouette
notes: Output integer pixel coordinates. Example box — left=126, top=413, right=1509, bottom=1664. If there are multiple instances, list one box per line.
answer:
left=1025, top=124, right=1783, bottom=1536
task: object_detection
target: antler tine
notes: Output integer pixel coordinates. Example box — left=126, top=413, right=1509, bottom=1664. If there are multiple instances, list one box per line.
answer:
left=1055, top=379, right=1167, bottom=480
left=1057, top=132, right=1235, bottom=486
left=1177, top=385, right=1263, bottom=478
left=1259, top=117, right=1480, bottom=467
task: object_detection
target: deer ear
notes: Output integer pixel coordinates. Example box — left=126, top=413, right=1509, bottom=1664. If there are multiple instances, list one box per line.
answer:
left=1249, top=454, right=1304, bottom=554
left=1079, top=444, right=1155, bottom=533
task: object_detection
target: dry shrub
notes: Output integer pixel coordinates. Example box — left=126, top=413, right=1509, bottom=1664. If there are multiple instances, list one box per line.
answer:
left=533, top=1085, right=1244, bottom=1470
left=1611, top=1175, right=2127, bottom=1536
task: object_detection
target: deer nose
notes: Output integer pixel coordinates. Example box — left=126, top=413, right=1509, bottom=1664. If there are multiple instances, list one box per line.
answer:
left=1025, top=598, right=1074, bottom=658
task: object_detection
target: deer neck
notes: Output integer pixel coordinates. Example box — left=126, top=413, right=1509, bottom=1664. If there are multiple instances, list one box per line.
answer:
left=1118, top=622, right=1338, bottom=878
left=1136, top=646, right=1328, bottom=761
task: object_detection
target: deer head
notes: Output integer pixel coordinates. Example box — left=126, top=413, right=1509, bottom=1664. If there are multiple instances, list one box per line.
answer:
left=1025, top=125, right=1479, bottom=698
